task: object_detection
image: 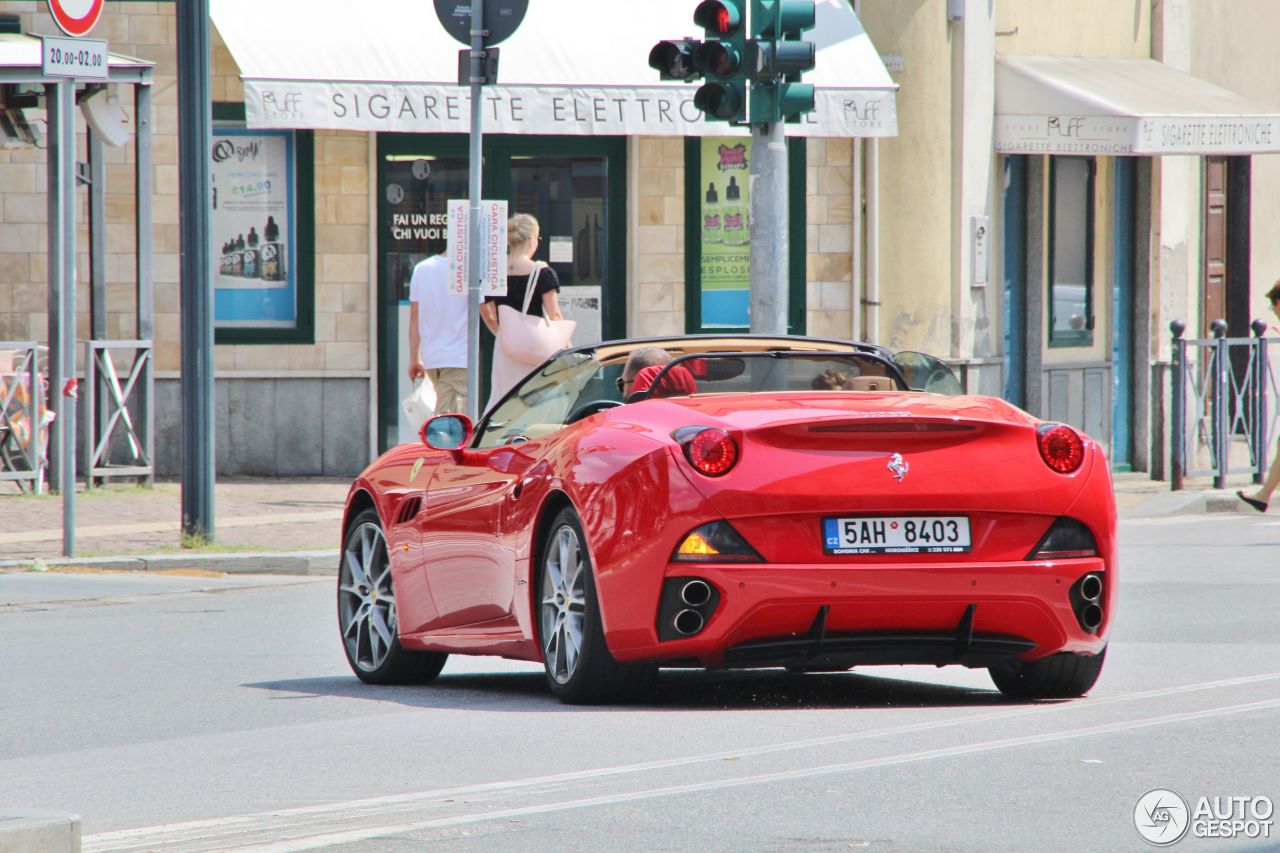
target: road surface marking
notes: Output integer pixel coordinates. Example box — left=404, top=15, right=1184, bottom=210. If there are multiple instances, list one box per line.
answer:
left=83, top=672, right=1280, bottom=852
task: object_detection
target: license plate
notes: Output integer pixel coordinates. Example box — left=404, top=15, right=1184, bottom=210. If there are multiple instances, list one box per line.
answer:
left=822, top=515, right=971, bottom=555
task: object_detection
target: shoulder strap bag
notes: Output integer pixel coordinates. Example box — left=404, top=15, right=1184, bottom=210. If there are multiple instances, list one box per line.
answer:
left=495, top=263, right=577, bottom=366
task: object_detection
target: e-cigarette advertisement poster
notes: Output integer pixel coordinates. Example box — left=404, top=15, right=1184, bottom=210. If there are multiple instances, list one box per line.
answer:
left=212, top=128, right=297, bottom=327
left=699, top=137, right=751, bottom=329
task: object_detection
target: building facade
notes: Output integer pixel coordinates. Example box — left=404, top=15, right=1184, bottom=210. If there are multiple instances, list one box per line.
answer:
left=2, top=0, right=1278, bottom=480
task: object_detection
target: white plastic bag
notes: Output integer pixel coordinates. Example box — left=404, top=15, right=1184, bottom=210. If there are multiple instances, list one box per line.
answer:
left=400, top=376, right=437, bottom=431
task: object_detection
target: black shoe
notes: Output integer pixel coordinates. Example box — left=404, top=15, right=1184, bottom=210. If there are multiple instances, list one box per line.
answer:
left=1237, top=490, right=1268, bottom=512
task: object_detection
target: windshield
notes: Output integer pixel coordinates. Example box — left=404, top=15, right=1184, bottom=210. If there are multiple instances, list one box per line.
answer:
left=476, top=351, right=614, bottom=448
left=636, top=352, right=909, bottom=399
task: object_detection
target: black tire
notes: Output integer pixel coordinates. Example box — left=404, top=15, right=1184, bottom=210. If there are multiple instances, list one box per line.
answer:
left=989, top=646, right=1106, bottom=699
left=338, top=507, right=447, bottom=685
left=538, top=506, right=656, bottom=705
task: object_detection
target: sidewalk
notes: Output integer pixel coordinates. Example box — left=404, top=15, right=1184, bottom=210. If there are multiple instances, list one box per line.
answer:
left=0, top=472, right=1267, bottom=576
left=0, top=478, right=350, bottom=575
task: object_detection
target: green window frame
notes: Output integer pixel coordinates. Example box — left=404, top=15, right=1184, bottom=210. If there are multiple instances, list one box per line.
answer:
left=1047, top=156, right=1095, bottom=348
left=683, top=136, right=806, bottom=335
left=211, top=102, right=315, bottom=345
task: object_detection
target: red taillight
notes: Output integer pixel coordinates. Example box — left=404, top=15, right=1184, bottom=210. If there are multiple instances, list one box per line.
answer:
left=1037, top=423, right=1084, bottom=474
left=674, top=426, right=738, bottom=476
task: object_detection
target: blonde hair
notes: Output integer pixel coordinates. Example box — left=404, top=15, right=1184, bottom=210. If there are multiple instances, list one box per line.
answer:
left=507, top=213, right=539, bottom=254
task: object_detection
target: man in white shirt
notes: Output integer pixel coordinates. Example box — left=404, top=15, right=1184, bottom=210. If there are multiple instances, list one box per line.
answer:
left=408, top=253, right=468, bottom=415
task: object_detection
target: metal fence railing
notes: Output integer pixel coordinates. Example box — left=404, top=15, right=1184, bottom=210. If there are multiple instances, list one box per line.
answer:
left=0, top=342, right=48, bottom=494
left=85, top=340, right=154, bottom=486
left=1170, top=319, right=1279, bottom=490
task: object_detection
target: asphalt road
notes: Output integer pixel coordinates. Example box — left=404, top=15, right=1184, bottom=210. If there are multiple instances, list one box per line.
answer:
left=2, top=513, right=1278, bottom=852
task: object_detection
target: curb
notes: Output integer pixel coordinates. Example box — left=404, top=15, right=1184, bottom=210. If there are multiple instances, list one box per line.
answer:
left=0, top=810, right=80, bottom=853
left=1121, top=489, right=1248, bottom=518
left=0, top=551, right=339, bottom=576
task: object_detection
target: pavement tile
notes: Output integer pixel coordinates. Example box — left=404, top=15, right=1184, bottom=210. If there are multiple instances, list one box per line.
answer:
left=0, top=478, right=350, bottom=567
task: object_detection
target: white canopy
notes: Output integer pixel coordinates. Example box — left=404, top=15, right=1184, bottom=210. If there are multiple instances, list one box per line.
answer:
left=210, top=0, right=897, bottom=138
left=996, top=54, right=1280, bottom=156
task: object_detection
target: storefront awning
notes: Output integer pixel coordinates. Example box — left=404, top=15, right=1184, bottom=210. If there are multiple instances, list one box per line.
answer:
left=210, top=0, right=897, bottom=138
left=996, top=54, right=1280, bottom=156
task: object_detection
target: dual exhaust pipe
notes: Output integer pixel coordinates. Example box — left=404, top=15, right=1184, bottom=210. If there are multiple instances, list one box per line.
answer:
left=657, top=578, right=718, bottom=642
left=1073, top=572, right=1104, bottom=634
left=673, top=579, right=712, bottom=635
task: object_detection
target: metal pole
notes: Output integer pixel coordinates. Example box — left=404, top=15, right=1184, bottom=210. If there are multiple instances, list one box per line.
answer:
left=135, top=81, right=155, bottom=487
left=464, top=0, right=486, bottom=421
left=1211, top=319, right=1228, bottom=490
left=44, top=82, right=62, bottom=495
left=1252, top=318, right=1268, bottom=485
left=30, top=345, right=43, bottom=496
left=45, top=79, right=78, bottom=555
left=1170, top=320, right=1186, bottom=491
left=177, top=0, right=215, bottom=540
left=88, top=122, right=106, bottom=491
left=748, top=121, right=788, bottom=334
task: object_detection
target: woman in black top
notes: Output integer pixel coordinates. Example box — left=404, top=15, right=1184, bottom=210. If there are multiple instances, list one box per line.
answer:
left=481, top=213, right=563, bottom=331
left=481, top=213, right=566, bottom=411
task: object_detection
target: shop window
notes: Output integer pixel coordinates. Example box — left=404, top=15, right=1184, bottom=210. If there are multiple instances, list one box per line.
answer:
left=211, top=103, right=314, bottom=344
left=1048, top=156, right=1095, bottom=347
left=683, top=137, right=806, bottom=334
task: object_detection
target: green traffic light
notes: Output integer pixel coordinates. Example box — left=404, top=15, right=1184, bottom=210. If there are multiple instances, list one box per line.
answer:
left=777, top=0, right=815, bottom=37
left=754, top=40, right=814, bottom=78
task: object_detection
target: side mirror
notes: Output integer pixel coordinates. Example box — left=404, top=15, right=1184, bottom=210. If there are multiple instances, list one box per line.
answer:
left=421, top=413, right=473, bottom=450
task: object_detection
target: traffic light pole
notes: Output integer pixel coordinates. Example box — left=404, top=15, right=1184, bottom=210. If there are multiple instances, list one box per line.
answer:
left=464, top=0, right=485, bottom=422
left=748, top=121, right=789, bottom=334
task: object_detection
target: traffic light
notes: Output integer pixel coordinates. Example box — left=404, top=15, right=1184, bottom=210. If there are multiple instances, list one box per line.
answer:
left=748, top=0, right=816, bottom=123
left=692, top=0, right=748, bottom=122
left=649, top=2, right=749, bottom=123
left=649, top=38, right=701, bottom=81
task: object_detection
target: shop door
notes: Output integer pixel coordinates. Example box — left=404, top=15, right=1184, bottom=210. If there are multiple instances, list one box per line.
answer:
left=376, top=135, right=626, bottom=451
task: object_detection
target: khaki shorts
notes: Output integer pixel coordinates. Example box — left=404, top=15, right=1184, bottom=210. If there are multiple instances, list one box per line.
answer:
left=427, top=367, right=469, bottom=415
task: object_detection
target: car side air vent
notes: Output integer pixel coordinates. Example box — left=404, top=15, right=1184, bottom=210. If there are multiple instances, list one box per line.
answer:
left=395, top=496, right=422, bottom=526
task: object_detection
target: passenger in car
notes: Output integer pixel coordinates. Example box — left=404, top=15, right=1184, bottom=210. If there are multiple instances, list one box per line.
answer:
left=811, top=369, right=848, bottom=390
left=629, top=364, right=697, bottom=401
left=617, top=346, right=672, bottom=401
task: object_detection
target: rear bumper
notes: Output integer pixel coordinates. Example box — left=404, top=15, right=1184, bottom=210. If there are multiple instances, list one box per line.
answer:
left=603, top=558, right=1110, bottom=667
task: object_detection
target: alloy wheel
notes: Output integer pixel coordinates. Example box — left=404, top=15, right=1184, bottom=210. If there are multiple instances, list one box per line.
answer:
left=339, top=521, right=398, bottom=672
left=540, top=523, right=587, bottom=684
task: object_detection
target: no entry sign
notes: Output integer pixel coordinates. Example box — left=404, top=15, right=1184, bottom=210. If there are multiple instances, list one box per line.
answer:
left=47, top=0, right=105, bottom=37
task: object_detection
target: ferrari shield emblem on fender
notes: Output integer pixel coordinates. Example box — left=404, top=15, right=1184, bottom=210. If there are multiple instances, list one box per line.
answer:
left=887, top=452, right=909, bottom=482
left=410, top=458, right=425, bottom=481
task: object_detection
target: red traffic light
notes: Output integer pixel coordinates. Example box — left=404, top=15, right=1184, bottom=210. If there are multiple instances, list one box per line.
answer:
left=693, top=1, right=742, bottom=36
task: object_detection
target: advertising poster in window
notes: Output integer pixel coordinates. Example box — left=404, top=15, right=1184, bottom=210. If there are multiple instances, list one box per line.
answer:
left=213, top=128, right=297, bottom=327
left=700, top=137, right=751, bottom=328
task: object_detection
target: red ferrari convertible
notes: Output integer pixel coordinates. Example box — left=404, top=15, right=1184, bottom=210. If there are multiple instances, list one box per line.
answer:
left=339, top=336, right=1114, bottom=704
